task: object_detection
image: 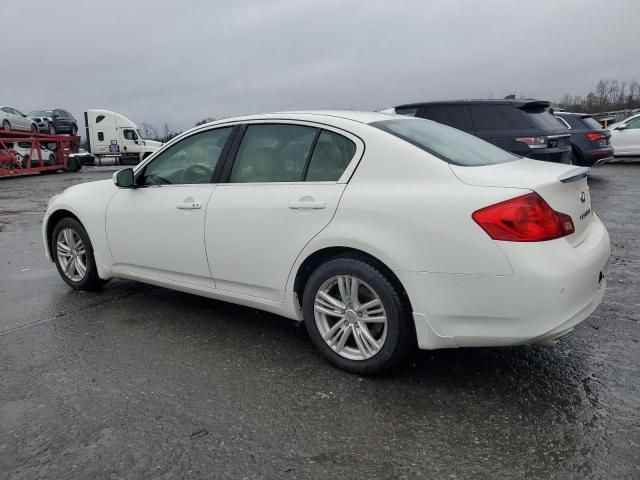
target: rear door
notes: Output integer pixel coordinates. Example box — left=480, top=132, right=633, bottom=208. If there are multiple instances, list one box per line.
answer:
left=204, top=121, right=363, bottom=301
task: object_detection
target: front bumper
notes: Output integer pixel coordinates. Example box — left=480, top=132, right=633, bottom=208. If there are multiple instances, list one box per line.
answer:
left=398, top=215, right=611, bottom=350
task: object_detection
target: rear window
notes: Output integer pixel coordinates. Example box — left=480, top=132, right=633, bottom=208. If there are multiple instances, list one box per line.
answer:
left=371, top=118, right=516, bottom=166
left=417, top=105, right=473, bottom=132
left=580, top=116, right=603, bottom=129
left=469, top=105, right=531, bottom=130
left=522, top=108, right=567, bottom=130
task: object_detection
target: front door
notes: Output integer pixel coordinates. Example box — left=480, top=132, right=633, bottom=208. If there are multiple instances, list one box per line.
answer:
left=122, top=128, right=142, bottom=158
left=613, top=117, right=640, bottom=155
left=205, top=122, right=362, bottom=301
left=106, top=126, right=234, bottom=286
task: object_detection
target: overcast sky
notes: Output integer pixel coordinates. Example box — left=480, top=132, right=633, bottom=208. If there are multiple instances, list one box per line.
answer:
left=2, top=0, right=638, bottom=134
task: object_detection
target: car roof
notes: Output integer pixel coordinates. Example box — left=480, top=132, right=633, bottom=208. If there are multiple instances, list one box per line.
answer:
left=395, top=99, right=551, bottom=109
left=205, top=110, right=398, bottom=127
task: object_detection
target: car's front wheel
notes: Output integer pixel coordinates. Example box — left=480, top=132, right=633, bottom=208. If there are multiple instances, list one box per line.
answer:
left=2, top=120, right=10, bottom=131
left=51, top=217, right=103, bottom=290
left=303, top=256, right=415, bottom=374
left=48, top=123, right=56, bottom=135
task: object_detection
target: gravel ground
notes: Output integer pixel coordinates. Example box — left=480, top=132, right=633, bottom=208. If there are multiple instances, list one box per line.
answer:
left=0, top=162, right=638, bottom=479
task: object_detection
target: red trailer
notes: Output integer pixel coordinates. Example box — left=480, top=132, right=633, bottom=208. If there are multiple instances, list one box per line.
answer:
left=0, top=129, right=81, bottom=177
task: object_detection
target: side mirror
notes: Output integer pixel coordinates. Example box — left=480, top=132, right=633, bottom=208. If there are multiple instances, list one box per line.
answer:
left=113, top=168, right=135, bottom=188
left=616, top=123, right=627, bottom=130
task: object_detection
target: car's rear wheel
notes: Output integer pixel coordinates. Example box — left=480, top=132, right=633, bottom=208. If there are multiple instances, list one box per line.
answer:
left=302, top=256, right=415, bottom=374
left=51, top=217, right=103, bottom=290
left=70, top=125, right=77, bottom=136
left=2, top=120, right=10, bottom=131
left=30, top=124, right=38, bottom=133
left=48, top=122, right=56, bottom=135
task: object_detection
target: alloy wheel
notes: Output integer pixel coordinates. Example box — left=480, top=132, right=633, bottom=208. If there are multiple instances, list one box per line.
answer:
left=56, top=228, right=87, bottom=282
left=314, top=275, right=388, bottom=361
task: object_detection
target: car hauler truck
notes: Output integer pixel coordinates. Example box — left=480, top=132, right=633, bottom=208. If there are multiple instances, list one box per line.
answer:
left=84, top=109, right=161, bottom=165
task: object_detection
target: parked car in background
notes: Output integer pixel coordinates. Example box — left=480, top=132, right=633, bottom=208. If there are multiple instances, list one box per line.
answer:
left=553, top=112, right=613, bottom=166
left=9, top=141, right=56, bottom=167
left=608, top=113, right=640, bottom=156
left=387, top=99, right=572, bottom=163
left=28, top=109, right=78, bottom=135
left=43, top=111, right=610, bottom=374
left=1, top=106, right=38, bottom=132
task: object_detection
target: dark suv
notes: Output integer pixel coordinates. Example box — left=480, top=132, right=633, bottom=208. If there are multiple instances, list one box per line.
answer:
left=553, top=112, right=613, bottom=166
left=392, top=99, right=572, bottom=163
left=27, top=109, right=78, bottom=136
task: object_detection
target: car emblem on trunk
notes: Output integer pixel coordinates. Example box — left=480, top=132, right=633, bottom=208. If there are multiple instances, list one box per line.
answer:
left=580, top=192, right=586, bottom=203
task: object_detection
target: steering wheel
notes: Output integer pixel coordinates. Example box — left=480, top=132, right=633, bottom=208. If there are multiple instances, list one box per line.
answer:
left=181, top=164, right=212, bottom=184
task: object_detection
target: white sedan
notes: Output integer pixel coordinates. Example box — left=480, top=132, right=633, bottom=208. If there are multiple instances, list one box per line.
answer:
left=609, top=113, right=640, bottom=156
left=1, top=106, right=38, bottom=132
left=43, top=111, right=610, bottom=374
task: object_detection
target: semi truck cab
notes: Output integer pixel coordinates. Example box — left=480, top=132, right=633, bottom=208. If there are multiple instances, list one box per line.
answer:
left=84, top=109, right=161, bottom=165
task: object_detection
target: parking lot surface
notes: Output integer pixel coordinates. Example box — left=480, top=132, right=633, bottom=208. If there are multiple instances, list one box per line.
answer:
left=1, top=163, right=639, bottom=479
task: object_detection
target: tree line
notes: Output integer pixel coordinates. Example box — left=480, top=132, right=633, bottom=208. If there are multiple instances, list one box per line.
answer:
left=140, top=117, right=216, bottom=141
left=558, top=79, right=640, bottom=113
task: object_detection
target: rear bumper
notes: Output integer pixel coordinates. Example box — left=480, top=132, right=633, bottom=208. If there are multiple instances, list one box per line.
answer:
left=528, top=147, right=572, bottom=163
left=582, top=147, right=614, bottom=167
left=399, top=215, right=610, bottom=350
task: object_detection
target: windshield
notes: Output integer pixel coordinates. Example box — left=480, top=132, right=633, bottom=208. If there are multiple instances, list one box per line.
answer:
left=28, top=110, right=53, bottom=117
left=371, top=118, right=517, bottom=166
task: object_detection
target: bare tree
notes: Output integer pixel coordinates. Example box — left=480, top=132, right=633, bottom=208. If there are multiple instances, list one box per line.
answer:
left=595, top=79, right=609, bottom=105
left=140, top=122, right=159, bottom=140
left=195, top=117, right=216, bottom=126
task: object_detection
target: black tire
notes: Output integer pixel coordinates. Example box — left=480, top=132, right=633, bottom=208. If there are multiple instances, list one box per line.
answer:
left=70, top=124, right=77, bottom=136
left=571, top=151, right=580, bottom=166
left=63, top=156, right=79, bottom=172
left=31, top=123, right=38, bottom=133
left=51, top=217, right=103, bottom=291
left=48, top=122, right=56, bottom=135
left=2, top=120, right=10, bottom=131
left=302, top=256, right=415, bottom=375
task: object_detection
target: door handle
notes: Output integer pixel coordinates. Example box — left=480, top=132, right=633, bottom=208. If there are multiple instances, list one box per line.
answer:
left=289, top=199, right=326, bottom=209
left=176, top=201, right=202, bottom=210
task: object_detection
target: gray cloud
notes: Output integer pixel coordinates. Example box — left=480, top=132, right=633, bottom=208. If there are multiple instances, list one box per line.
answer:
left=2, top=0, right=638, bottom=133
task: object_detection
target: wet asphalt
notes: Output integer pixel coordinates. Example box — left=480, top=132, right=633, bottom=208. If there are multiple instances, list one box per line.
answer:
left=0, top=162, right=638, bottom=479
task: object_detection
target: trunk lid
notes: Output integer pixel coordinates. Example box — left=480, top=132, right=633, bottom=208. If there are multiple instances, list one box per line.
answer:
left=450, top=159, right=593, bottom=246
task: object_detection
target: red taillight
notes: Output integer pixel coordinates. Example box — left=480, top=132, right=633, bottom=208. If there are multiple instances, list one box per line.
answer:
left=472, top=192, right=575, bottom=242
left=586, top=132, right=607, bottom=142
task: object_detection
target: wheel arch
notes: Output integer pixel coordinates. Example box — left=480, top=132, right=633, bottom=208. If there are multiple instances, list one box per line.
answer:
left=291, top=246, right=414, bottom=316
left=45, top=209, right=82, bottom=261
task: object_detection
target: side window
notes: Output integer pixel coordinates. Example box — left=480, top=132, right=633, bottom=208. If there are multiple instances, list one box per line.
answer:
left=229, top=124, right=317, bottom=183
left=305, top=130, right=356, bottom=181
left=626, top=117, right=640, bottom=129
left=418, top=105, right=473, bottom=132
left=54, top=110, right=63, bottom=118
left=395, top=107, right=417, bottom=117
left=96, top=115, right=105, bottom=123
left=1, top=107, right=11, bottom=114
left=97, top=131, right=104, bottom=141
left=142, top=127, right=232, bottom=185
left=123, top=129, right=138, bottom=141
